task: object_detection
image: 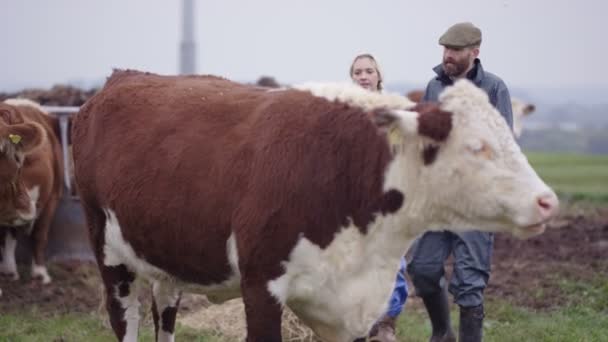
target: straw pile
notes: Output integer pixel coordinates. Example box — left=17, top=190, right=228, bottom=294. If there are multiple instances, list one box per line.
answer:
left=179, top=296, right=321, bottom=342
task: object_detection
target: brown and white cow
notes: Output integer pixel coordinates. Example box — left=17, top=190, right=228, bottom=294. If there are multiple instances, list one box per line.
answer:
left=72, top=70, right=558, bottom=342
left=0, top=99, right=64, bottom=296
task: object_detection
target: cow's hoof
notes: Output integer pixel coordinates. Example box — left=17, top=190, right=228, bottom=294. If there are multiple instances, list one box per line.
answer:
left=0, top=271, right=20, bottom=281
left=31, top=266, right=52, bottom=284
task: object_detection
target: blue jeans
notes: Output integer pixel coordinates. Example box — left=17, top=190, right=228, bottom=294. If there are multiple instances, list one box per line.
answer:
left=407, top=230, right=493, bottom=307
left=385, top=256, right=409, bottom=318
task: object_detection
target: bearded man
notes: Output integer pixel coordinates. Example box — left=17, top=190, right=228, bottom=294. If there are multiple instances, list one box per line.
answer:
left=407, top=22, right=513, bottom=342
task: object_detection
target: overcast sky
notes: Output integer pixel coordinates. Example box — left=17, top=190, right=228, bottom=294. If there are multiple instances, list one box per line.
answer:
left=1, top=0, right=606, bottom=92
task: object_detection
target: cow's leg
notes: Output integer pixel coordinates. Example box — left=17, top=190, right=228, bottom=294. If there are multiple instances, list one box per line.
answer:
left=0, top=228, right=19, bottom=281
left=241, top=281, right=283, bottom=342
left=101, top=264, right=141, bottom=342
left=151, top=281, right=181, bottom=342
left=29, top=195, right=60, bottom=284
left=82, top=204, right=141, bottom=341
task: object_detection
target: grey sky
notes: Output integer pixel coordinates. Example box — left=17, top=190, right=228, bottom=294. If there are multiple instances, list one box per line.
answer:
left=1, top=0, right=606, bottom=91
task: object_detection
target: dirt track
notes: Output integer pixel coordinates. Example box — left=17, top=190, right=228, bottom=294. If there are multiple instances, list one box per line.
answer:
left=488, top=207, right=608, bottom=309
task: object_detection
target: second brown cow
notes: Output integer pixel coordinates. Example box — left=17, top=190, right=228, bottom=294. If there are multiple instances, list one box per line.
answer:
left=0, top=99, right=64, bottom=296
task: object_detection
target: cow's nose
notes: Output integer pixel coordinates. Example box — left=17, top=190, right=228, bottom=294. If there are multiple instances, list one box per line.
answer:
left=537, top=192, right=559, bottom=220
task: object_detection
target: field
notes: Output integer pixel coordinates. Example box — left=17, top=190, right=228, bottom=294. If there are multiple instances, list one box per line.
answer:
left=1, top=152, right=607, bottom=341
left=526, top=152, right=608, bottom=201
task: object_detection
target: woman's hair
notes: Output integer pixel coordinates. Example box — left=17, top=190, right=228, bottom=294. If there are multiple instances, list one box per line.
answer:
left=349, top=53, right=383, bottom=91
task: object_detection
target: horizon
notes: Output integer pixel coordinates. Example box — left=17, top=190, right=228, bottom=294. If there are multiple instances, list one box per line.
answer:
left=2, top=76, right=607, bottom=107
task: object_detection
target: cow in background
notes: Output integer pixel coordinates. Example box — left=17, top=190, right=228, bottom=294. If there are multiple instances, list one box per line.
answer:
left=0, top=99, right=63, bottom=296
left=511, top=98, right=536, bottom=138
left=406, top=89, right=536, bottom=138
left=255, top=75, right=281, bottom=88
left=73, top=70, right=558, bottom=342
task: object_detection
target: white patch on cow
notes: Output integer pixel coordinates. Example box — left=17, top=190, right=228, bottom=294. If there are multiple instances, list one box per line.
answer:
left=0, top=233, right=19, bottom=280
left=268, top=217, right=415, bottom=342
left=153, top=281, right=179, bottom=342
left=158, top=330, right=174, bottom=342
left=294, top=82, right=415, bottom=112
left=28, top=185, right=40, bottom=205
left=116, top=283, right=141, bottom=342
left=226, top=233, right=241, bottom=283
left=103, top=209, right=159, bottom=273
left=14, top=186, right=39, bottom=225
left=31, top=261, right=51, bottom=284
left=103, top=209, right=241, bottom=302
left=391, top=109, right=422, bottom=137
left=26, top=185, right=39, bottom=215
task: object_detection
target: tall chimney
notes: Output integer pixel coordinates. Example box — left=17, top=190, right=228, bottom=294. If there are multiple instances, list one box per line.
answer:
left=179, top=0, right=196, bottom=74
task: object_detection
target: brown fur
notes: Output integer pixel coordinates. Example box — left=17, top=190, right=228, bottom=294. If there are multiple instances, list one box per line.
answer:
left=0, top=101, right=64, bottom=276
left=413, top=102, right=453, bottom=142
left=73, top=70, right=452, bottom=341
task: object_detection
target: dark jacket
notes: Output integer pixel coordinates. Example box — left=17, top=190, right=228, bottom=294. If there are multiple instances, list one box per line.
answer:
left=422, top=59, right=513, bottom=129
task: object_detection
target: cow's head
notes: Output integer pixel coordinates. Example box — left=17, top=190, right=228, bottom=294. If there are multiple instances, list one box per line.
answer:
left=0, top=101, right=46, bottom=226
left=373, top=79, right=558, bottom=239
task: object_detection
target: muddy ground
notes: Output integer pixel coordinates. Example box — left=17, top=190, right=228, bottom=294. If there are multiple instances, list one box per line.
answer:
left=1, top=207, right=607, bottom=324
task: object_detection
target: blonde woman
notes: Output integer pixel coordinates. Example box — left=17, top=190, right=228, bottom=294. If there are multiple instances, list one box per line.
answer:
left=349, top=53, right=408, bottom=342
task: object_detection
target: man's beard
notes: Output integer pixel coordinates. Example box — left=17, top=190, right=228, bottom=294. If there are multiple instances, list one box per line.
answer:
left=442, top=57, right=470, bottom=78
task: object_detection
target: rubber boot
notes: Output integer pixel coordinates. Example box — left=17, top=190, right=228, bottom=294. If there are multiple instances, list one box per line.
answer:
left=458, top=304, right=484, bottom=342
left=421, top=287, right=456, bottom=342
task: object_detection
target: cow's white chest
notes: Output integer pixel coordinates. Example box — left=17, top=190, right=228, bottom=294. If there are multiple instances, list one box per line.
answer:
left=102, top=209, right=241, bottom=301
left=12, top=186, right=39, bottom=226
left=267, top=222, right=404, bottom=341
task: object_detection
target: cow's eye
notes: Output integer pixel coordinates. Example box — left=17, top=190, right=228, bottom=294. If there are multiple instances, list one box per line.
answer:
left=466, top=139, right=483, bottom=152
left=466, top=139, right=494, bottom=159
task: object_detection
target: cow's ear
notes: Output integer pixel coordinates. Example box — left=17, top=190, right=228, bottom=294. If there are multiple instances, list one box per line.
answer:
left=412, top=103, right=453, bottom=142
left=0, top=122, right=46, bottom=154
left=523, top=104, right=535, bottom=115
left=369, top=109, right=420, bottom=136
left=0, top=107, right=15, bottom=124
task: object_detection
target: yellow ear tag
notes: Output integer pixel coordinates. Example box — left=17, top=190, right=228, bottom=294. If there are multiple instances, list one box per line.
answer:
left=387, top=126, right=401, bottom=145
left=8, top=134, right=22, bottom=144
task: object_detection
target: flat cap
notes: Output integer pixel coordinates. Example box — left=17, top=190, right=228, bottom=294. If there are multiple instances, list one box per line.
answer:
left=439, top=22, right=482, bottom=48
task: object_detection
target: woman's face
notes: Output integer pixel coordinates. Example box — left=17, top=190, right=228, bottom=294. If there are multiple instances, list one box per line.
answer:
left=351, top=57, right=380, bottom=91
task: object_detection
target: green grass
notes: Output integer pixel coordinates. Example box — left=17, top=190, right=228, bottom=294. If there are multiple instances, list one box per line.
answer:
left=396, top=277, right=608, bottom=342
left=482, top=302, right=608, bottom=342
left=3, top=300, right=607, bottom=342
left=526, top=152, right=608, bottom=202
left=0, top=313, right=219, bottom=342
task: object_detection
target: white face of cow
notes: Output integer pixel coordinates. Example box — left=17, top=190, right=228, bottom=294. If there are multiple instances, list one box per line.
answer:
left=385, top=79, right=558, bottom=239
